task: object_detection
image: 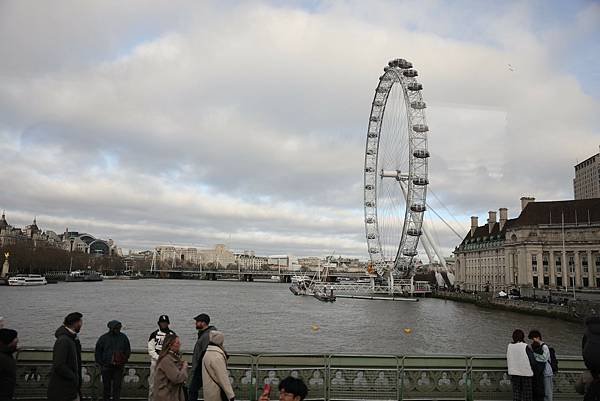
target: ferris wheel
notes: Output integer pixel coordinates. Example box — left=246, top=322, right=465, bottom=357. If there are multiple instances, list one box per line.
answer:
left=364, top=58, right=429, bottom=277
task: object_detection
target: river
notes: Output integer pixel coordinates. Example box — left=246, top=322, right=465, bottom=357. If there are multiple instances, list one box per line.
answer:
left=0, top=279, right=584, bottom=355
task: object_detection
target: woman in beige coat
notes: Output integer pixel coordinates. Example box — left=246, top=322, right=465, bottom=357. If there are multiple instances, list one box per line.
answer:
left=202, top=331, right=235, bottom=401
left=154, top=334, right=188, bottom=401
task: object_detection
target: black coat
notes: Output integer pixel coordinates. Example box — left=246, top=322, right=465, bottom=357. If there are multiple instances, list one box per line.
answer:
left=583, top=316, right=600, bottom=374
left=47, top=326, right=82, bottom=401
left=95, top=331, right=131, bottom=367
left=0, top=344, right=16, bottom=401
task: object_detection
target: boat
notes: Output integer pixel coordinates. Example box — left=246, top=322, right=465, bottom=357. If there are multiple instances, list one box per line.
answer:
left=291, top=275, right=311, bottom=284
left=356, top=278, right=372, bottom=284
left=270, top=275, right=280, bottom=282
left=65, top=270, right=103, bottom=282
left=8, top=274, right=48, bottom=286
left=313, top=287, right=336, bottom=302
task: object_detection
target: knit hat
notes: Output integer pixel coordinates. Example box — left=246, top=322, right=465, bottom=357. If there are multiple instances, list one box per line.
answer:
left=0, top=328, right=17, bottom=345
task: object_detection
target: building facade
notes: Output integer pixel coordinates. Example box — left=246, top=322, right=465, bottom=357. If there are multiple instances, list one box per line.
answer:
left=0, top=212, right=117, bottom=255
left=574, top=149, right=600, bottom=200
left=455, top=197, right=600, bottom=291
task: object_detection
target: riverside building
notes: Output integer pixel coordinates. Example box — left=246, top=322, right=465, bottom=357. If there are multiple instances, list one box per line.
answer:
left=454, top=197, right=600, bottom=292
left=574, top=148, right=600, bottom=200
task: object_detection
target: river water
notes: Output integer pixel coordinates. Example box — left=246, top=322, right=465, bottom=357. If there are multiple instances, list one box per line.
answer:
left=0, top=279, right=584, bottom=355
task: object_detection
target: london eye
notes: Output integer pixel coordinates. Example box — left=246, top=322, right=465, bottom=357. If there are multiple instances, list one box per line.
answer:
left=364, top=58, right=429, bottom=278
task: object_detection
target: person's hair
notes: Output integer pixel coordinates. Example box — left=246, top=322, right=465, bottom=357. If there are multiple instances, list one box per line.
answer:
left=279, top=377, right=308, bottom=400
left=158, top=334, right=179, bottom=363
left=528, top=330, right=542, bottom=340
left=512, top=329, right=525, bottom=343
left=63, top=312, right=83, bottom=327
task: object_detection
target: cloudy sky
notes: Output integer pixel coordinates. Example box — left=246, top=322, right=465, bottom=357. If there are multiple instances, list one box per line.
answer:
left=1, top=0, right=599, bottom=259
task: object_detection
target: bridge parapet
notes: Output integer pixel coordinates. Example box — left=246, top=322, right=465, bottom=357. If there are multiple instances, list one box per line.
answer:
left=13, top=349, right=585, bottom=400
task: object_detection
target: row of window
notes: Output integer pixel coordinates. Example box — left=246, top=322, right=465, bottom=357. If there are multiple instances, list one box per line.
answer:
left=532, top=253, right=600, bottom=274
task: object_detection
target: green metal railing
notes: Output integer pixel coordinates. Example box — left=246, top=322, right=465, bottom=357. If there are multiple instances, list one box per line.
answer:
left=13, top=349, right=586, bottom=400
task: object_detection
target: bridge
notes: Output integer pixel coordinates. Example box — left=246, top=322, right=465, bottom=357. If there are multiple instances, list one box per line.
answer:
left=145, top=269, right=372, bottom=282
left=14, top=349, right=586, bottom=400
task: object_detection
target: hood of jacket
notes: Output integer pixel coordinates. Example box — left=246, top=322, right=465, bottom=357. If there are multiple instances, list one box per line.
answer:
left=586, top=316, right=600, bottom=335
left=208, top=331, right=224, bottom=346
left=55, top=326, right=76, bottom=339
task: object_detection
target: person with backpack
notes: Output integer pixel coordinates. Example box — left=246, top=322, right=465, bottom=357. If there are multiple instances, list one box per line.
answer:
left=95, top=320, right=131, bottom=401
left=506, top=329, right=535, bottom=401
left=528, top=330, right=553, bottom=401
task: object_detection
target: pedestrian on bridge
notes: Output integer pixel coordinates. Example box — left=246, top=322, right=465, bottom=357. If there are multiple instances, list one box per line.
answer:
left=0, top=328, right=18, bottom=401
left=95, top=320, right=131, bottom=401
left=507, top=329, right=535, bottom=401
left=154, top=334, right=188, bottom=401
left=148, top=315, right=177, bottom=401
left=258, top=376, right=308, bottom=401
left=47, top=312, right=83, bottom=401
left=189, top=313, right=216, bottom=401
left=202, top=331, right=235, bottom=401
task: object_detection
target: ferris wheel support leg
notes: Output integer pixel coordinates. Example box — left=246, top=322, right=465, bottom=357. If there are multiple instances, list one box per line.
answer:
left=419, top=231, right=436, bottom=265
left=388, top=271, right=394, bottom=295
left=421, top=224, right=447, bottom=269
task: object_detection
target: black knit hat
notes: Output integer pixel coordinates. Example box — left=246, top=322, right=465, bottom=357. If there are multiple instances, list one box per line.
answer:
left=0, top=328, right=18, bottom=345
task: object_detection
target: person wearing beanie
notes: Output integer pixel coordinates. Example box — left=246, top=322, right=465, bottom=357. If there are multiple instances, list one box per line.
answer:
left=201, top=331, right=234, bottom=401
left=189, top=313, right=216, bottom=401
left=148, top=315, right=176, bottom=401
left=48, top=312, right=83, bottom=401
left=95, top=320, right=131, bottom=401
left=0, top=328, right=18, bottom=401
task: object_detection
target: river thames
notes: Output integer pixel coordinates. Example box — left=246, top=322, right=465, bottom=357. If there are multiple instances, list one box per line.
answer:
left=0, top=279, right=584, bottom=355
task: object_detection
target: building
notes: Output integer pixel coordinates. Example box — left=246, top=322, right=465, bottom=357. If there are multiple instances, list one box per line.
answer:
left=234, top=250, right=268, bottom=270
left=198, top=244, right=236, bottom=268
left=155, top=246, right=200, bottom=266
left=574, top=148, right=600, bottom=200
left=268, top=255, right=301, bottom=271
left=0, top=212, right=117, bottom=255
left=454, top=197, right=600, bottom=291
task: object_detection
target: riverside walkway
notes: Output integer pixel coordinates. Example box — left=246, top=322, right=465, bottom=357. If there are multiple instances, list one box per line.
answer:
left=14, top=349, right=585, bottom=400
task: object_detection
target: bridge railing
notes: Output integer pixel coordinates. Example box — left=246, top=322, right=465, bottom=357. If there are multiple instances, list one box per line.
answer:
left=13, top=349, right=586, bottom=400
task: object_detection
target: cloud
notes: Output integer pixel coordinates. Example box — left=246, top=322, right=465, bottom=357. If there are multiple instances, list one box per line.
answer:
left=0, top=0, right=598, bottom=260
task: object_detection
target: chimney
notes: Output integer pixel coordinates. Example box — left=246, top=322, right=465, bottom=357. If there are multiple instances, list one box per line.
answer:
left=520, top=196, right=535, bottom=211
left=499, top=208, right=508, bottom=230
left=470, top=216, right=478, bottom=236
left=488, top=211, right=497, bottom=234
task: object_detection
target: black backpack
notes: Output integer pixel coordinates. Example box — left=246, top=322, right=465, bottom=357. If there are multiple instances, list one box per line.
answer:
left=548, top=346, right=559, bottom=373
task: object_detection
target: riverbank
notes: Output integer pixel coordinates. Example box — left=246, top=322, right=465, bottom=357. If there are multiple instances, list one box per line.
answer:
left=430, top=291, right=597, bottom=323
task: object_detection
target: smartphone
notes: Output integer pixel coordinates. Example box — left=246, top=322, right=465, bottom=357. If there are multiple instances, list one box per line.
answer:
left=263, top=384, right=271, bottom=396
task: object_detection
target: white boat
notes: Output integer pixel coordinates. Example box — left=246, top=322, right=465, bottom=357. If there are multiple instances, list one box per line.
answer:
left=8, top=274, right=47, bottom=286
left=270, top=275, right=280, bottom=281
left=291, top=275, right=311, bottom=284
left=356, top=278, right=372, bottom=284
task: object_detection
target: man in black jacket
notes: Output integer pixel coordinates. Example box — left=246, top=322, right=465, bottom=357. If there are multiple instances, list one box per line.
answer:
left=95, top=320, right=131, bottom=401
left=0, top=328, right=18, bottom=401
left=48, top=312, right=83, bottom=401
left=189, top=313, right=216, bottom=401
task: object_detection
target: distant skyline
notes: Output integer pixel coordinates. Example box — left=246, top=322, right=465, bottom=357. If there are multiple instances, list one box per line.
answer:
left=1, top=0, right=599, bottom=258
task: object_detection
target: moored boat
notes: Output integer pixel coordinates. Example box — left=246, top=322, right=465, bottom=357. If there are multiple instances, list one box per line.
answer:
left=8, top=274, right=48, bottom=286
left=66, top=270, right=103, bottom=282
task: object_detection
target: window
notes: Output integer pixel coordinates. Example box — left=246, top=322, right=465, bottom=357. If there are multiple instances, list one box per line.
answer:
left=583, top=277, right=589, bottom=287
left=555, top=254, right=562, bottom=273
left=569, top=255, right=575, bottom=274
left=582, top=254, right=588, bottom=273
left=532, top=255, right=538, bottom=272
left=596, top=256, right=600, bottom=273
left=533, top=276, right=539, bottom=288
left=543, top=254, right=549, bottom=273
left=557, top=277, right=563, bottom=287
left=543, top=277, right=549, bottom=286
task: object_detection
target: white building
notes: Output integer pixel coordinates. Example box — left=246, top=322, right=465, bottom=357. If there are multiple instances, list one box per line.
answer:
left=574, top=148, right=600, bottom=200
left=455, top=197, right=600, bottom=291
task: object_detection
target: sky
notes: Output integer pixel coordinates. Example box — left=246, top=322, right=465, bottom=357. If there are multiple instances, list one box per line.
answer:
left=0, top=0, right=599, bottom=260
